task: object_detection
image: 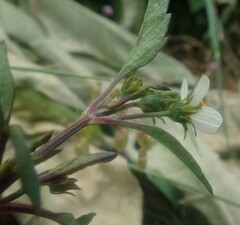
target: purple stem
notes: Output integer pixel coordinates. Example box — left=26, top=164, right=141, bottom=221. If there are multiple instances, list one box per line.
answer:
left=0, top=203, right=65, bottom=224
left=34, top=115, right=91, bottom=157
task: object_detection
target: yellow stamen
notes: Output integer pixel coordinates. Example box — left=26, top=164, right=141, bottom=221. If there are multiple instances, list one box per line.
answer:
left=201, top=100, right=208, bottom=106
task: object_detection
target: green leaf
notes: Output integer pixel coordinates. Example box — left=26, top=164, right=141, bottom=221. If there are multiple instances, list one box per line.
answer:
left=0, top=42, right=15, bottom=125
left=15, top=88, right=77, bottom=125
left=56, top=213, right=96, bottom=225
left=0, top=1, right=45, bottom=44
left=77, top=213, right=96, bottom=225
left=48, top=177, right=80, bottom=195
left=34, top=0, right=193, bottom=84
left=120, top=0, right=171, bottom=76
left=8, top=125, right=41, bottom=213
left=122, top=122, right=212, bottom=194
left=187, top=0, right=205, bottom=13
left=117, top=0, right=146, bottom=31
left=43, top=152, right=117, bottom=177
left=57, top=212, right=96, bottom=225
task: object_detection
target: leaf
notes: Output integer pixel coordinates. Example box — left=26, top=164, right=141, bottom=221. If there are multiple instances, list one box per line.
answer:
left=117, top=0, right=146, bottom=31
left=120, top=0, right=171, bottom=76
left=42, top=152, right=117, bottom=178
left=76, top=213, right=96, bottom=225
left=48, top=177, right=80, bottom=195
left=0, top=42, right=15, bottom=125
left=8, top=125, right=41, bottom=213
left=0, top=1, right=45, bottom=44
left=33, top=0, right=194, bottom=84
left=14, top=88, right=77, bottom=124
left=12, top=60, right=86, bottom=111
left=121, top=121, right=212, bottom=194
left=187, top=0, right=205, bottom=13
left=57, top=212, right=96, bottom=225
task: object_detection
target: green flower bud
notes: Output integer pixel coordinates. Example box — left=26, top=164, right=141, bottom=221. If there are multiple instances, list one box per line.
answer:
left=169, top=102, right=201, bottom=123
left=138, top=92, right=180, bottom=112
left=138, top=93, right=166, bottom=112
left=121, top=75, right=143, bottom=96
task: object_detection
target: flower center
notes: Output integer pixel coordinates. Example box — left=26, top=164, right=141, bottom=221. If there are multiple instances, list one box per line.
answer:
left=201, top=100, right=207, bottom=106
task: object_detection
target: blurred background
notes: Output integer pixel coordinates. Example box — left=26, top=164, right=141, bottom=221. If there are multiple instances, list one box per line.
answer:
left=0, top=0, right=240, bottom=225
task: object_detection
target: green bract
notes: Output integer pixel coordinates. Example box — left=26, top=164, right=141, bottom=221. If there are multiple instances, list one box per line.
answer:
left=121, top=75, right=143, bottom=97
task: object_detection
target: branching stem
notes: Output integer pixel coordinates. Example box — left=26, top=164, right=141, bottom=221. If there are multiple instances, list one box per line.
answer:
left=0, top=203, right=66, bottom=225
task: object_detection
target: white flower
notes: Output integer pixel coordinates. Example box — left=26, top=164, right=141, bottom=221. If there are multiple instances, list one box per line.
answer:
left=180, top=75, right=223, bottom=154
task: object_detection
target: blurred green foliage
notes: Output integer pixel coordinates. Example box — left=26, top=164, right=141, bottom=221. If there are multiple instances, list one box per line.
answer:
left=1, top=0, right=240, bottom=225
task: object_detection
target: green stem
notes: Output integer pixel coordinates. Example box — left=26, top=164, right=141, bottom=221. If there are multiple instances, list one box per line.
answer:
left=119, top=110, right=171, bottom=120
left=87, top=75, right=123, bottom=114
left=106, top=86, right=150, bottom=109
left=97, top=102, right=138, bottom=117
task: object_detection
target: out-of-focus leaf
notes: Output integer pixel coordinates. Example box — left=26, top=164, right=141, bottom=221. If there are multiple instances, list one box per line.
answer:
left=0, top=1, right=45, bottom=44
left=76, top=213, right=96, bottom=225
left=8, top=125, right=41, bottom=213
left=120, top=0, right=170, bottom=76
left=57, top=212, right=96, bottom=225
left=34, top=0, right=195, bottom=84
left=0, top=42, right=15, bottom=125
left=147, top=173, right=183, bottom=204
left=30, top=37, right=94, bottom=76
left=116, top=0, right=146, bottom=31
left=12, top=67, right=110, bottom=81
left=187, top=0, right=205, bottom=13
left=121, top=122, right=212, bottom=194
left=0, top=25, right=25, bottom=58
left=43, top=152, right=117, bottom=177
left=0, top=159, right=15, bottom=188
left=10, top=53, right=86, bottom=110
left=35, top=0, right=131, bottom=67
left=0, top=0, right=95, bottom=78
left=48, top=177, right=80, bottom=195
left=14, top=88, right=77, bottom=124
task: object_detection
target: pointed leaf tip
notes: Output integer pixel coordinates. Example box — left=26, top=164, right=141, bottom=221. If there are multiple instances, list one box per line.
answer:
left=121, top=121, right=213, bottom=194
left=120, top=0, right=171, bottom=77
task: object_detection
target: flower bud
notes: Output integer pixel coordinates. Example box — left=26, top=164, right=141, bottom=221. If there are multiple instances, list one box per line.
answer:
left=121, top=75, right=143, bottom=96
left=136, top=132, right=153, bottom=151
left=138, top=93, right=165, bottom=112
left=137, top=149, right=147, bottom=170
left=114, top=128, right=128, bottom=153
left=138, top=91, right=180, bottom=112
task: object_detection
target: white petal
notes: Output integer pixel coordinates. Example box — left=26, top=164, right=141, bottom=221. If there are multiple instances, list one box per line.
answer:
left=186, top=123, right=202, bottom=154
left=190, top=75, right=210, bottom=106
left=181, top=79, right=188, bottom=100
left=191, top=106, right=223, bottom=133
